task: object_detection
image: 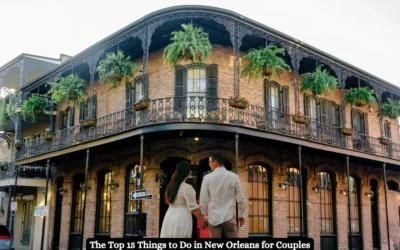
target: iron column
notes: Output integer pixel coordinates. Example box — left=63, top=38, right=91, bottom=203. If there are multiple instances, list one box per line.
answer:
left=383, top=163, right=391, bottom=250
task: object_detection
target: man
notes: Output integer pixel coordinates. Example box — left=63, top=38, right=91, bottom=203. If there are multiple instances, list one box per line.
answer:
left=199, top=152, right=245, bottom=238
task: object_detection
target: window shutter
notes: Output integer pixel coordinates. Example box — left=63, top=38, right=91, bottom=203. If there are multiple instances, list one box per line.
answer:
left=174, top=65, right=186, bottom=111
left=304, top=94, right=309, bottom=117
left=69, top=106, right=75, bottom=127
left=282, top=86, right=289, bottom=116
left=79, top=102, right=84, bottom=121
left=207, top=64, right=218, bottom=113
left=351, top=109, right=356, bottom=130
left=364, top=112, right=369, bottom=135
left=91, top=95, right=97, bottom=119
left=335, top=104, right=340, bottom=126
left=264, top=80, right=271, bottom=118
left=58, top=111, right=64, bottom=130
left=319, top=99, right=326, bottom=124
left=125, top=83, right=132, bottom=125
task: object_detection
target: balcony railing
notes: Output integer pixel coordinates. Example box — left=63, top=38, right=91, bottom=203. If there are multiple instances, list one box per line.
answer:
left=15, top=96, right=400, bottom=161
left=0, top=162, right=47, bottom=179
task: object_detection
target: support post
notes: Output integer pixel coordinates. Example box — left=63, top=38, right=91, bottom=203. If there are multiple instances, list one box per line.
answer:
left=346, top=155, right=352, bottom=250
left=81, top=148, right=90, bottom=250
left=139, top=134, right=144, bottom=212
left=298, top=145, right=304, bottom=237
left=10, top=166, right=18, bottom=236
left=6, top=186, right=13, bottom=229
left=40, top=159, right=50, bottom=250
left=235, top=133, right=239, bottom=227
left=383, top=163, right=391, bottom=250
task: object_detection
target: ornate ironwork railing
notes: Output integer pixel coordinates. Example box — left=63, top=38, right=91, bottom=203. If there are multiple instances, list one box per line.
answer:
left=15, top=96, right=400, bottom=161
left=0, top=162, right=47, bottom=179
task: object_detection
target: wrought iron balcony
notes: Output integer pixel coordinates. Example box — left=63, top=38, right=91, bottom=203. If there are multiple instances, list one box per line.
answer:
left=0, top=162, right=47, bottom=179
left=15, top=96, right=400, bottom=161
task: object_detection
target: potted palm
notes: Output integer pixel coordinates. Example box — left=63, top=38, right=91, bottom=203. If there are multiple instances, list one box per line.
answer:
left=81, top=117, right=96, bottom=128
left=97, top=50, right=138, bottom=89
left=381, top=98, right=400, bottom=119
left=133, top=97, right=151, bottom=111
left=241, top=44, right=292, bottom=80
left=48, top=73, right=87, bottom=103
left=43, top=128, right=54, bottom=141
left=345, top=87, right=376, bottom=107
left=163, top=23, right=212, bottom=64
left=300, top=64, right=338, bottom=95
left=21, top=95, right=50, bottom=122
left=229, top=95, right=249, bottom=109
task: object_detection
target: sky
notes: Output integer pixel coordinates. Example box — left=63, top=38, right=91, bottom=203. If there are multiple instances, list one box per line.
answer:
left=0, top=0, right=399, bottom=86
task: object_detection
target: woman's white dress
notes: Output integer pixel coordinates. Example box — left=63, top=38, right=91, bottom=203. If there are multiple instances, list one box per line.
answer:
left=160, top=182, right=198, bottom=238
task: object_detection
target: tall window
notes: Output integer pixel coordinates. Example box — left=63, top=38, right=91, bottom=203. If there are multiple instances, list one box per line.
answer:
left=351, top=109, right=366, bottom=134
left=186, top=66, right=207, bottom=118
left=264, top=81, right=289, bottom=123
left=96, top=170, right=113, bottom=235
left=287, top=167, right=306, bottom=235
left=318, top=172, right=335, bottom=234
left=71, top=173, right=85, bottom=233
left=126, top=165, right=146, bottom=213
left=384, top=121, right=391, bottom=139
left=346, top=176, right=361, bottom=233
left=248, top=164, right=271, bottom=235
left=270, top=84, right=279, bottom=120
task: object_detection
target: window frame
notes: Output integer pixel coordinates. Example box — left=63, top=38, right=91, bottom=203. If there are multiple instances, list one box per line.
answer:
left=95, top=170, right=113, bottom=236
left=286, top=167, right=307, bottom=236
left=70, top=173, right=85, bottom=234
left=318, top=172, right=337, bottom=235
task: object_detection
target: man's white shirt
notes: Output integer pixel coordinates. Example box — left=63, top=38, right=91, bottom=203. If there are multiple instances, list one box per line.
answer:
left=200, top=167, right=246, bottom=226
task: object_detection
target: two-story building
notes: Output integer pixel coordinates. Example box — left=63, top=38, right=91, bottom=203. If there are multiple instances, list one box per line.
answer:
left=5, top=5, right=400, bottom=250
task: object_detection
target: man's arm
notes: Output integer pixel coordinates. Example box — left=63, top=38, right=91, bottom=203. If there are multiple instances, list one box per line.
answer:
left=234, top=175, right=246, bottom=226
left=199, top=176, right=210, bottom=218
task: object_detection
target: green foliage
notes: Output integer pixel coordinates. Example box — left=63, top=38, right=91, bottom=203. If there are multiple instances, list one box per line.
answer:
left=300, top=65, right=338, bottom=95
left=21, top=95, right=49, bottom=122
left=163, top=23, right=212, bottom=65
left=48, top=73, right=87, bottom=103
left=0, top=93, right=18, bottom=126
left=381, top=98, right=400, bottom=119
left=97, top=50, right=138, bottom=89
left=345, top=87, right=377, bottom=107
left=241, top=44, right=292, bottom=80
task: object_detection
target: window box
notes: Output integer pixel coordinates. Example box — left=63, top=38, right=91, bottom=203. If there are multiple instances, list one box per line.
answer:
left=379, top=137, right=391, bottom=145
left=292, top=115, right=308, bottom=125
left=229, top=98, right=248, bottom=109
left=341, top=128, right=353, bottom=136
left=43, top=134, right=54, bottom=141
left=133, top=99, right=150, bottom=111
left=81, top=119, right=96, bottom=129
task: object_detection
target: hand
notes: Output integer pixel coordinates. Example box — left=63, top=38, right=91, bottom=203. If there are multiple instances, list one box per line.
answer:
left=202, top=219, right=208, bottom=229
left=238, top=218, right=244, bottom=227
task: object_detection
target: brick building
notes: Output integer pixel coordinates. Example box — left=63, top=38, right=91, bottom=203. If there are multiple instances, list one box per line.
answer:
left=2, top=5, right=400, bottom=250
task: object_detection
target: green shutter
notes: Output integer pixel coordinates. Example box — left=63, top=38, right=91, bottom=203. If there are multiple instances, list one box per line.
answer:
left=207, top=64, right=218, bottom=112
left=69, top=106, right=74, bottom=127
left=282, top=86, right=289, bottom=116
left=58, top=111, right=64, bottom=130
left=79, top=102, right=84, bottom=121
left=364, top=112, right=369, bottom=135
left=91, top=95, right=97, bottom=119
left=264, top=80, right=271, bottom=119
left=174, top=65, right=186, bottom=112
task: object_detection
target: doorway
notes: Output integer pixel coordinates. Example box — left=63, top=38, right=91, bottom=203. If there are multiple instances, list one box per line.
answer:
left=370, top=179, right=380, bottom=250
left=52, top=177, right=64, bottom=250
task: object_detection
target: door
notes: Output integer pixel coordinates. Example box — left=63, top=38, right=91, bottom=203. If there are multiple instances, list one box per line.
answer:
left=69, top=173, right=85, bottom=250
left=370, top=179, right=380, bottom=250
left=21, top=201, right=33, bottom=246
left=52, top=178, right=64, bottom=250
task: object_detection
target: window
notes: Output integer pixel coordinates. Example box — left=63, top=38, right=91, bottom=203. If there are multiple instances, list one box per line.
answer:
left=248, top=165, right=271, bottom=235
left=71, top=173, right=85, bottom=234
left=384, top=121, right=391, bottom=139
left=286, top=167, right=306, bottom=235
left=318, top=172, right=335, bottom=234
left=304, top=94, right=318, bottom=121
left=319, top=99, right=340, bottom=126
left=387, top=180, right=399, bottom=191
left=345, top=176, right=361, bottom=233
left=186, top=66, right=207, bottom=118
left=126, top=165, right=146, bottom=213
left=351, top=109, right=368, bottom=135
left=96, top=170, right=113, bottom=235
left=59, top=106, right=74, bottom=130
left=264, top=81, right=289, bottom=122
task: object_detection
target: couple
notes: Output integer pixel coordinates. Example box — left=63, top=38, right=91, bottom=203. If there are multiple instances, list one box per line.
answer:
left=160, top=153, right=246, bottom=238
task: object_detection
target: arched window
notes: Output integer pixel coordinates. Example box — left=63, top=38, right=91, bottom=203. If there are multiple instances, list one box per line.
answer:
left=96, top=170, right=113, bottom=236
left=387, top=180, right=399, bottom=191
left=69, top=173, right=85, bottom=249
left=248, top=164, right=271, bottom=235
left=318, top=172, right=335, bottom=234
left=286, top=167, right=307, bottom=235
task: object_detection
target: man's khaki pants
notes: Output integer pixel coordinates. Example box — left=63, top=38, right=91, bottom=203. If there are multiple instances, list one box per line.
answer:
left=208, top=216, right=238, bottom=238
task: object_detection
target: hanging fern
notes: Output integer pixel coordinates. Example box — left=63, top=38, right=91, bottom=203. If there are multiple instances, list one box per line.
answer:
left=97, top=50, right=138, bottom=89
left=21, top=95, right=50, bottom=122
left=163, top=23, right=212, bottom=65
left=0, top=98, right=8, bottom=127
left=300, top=65, right=338, bottom=95
left=0, top=93, right=18, bottom=126
left=345, top=87, right=377, bottom=107
left=241, top=44, right=292, bottom=80
left=381, top=98, right=400, bottom=119
left=48, top=73, right=87, bottom=103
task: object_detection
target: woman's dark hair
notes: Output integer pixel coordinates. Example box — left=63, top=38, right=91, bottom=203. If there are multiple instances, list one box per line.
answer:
left=165, top=161, right=191, bottom=204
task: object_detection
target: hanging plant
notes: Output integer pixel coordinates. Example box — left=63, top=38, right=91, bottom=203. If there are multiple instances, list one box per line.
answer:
left=97, top=50, right=138, bottom=89
left=300, top=64, right=338, bottom=95
left=21, top=95, right=50, bottom=122
left=163, top=23, right=212, bottom=64
left=0, top=93, right=18, bottom=126
left=48, top=73, right=87, bottom=103
left=241, top=44, right=292, bottom=80
left=381, top=98, right=400, bottom=119
left=345, top=87, right=376, bottom=107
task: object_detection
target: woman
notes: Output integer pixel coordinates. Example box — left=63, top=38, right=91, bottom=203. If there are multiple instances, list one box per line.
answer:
left=160, top=161, right=205, bottom=238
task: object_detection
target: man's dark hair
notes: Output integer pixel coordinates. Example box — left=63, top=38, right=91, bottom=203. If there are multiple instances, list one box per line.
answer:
left=212, top=152, right=224, bottom=165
